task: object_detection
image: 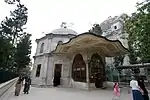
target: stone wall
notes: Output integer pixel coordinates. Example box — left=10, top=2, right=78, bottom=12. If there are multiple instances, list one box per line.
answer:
left=0, top=78, right=18, bottom=100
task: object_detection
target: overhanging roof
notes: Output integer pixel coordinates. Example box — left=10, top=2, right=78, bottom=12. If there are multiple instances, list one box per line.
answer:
left=54, top=32, right=128, bottom=57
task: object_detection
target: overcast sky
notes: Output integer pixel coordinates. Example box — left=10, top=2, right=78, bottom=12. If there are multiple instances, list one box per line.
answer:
left=0, top=0, right=142, bottom=60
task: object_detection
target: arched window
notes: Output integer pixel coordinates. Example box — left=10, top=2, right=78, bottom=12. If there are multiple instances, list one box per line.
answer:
left=36, top=64, right=41, bottom=77
left=40, top=43, right=44, bottom=53
left=88, top=54, right=105, bottom=83
left=114, top=26, right=117, bottom=30
left=72, top=54, right=86, bottom=82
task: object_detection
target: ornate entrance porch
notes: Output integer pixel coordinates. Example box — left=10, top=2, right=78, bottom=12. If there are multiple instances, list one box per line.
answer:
left=53, top=32, right=128, bottom=89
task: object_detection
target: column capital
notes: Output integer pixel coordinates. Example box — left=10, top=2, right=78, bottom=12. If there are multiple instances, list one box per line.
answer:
left=84, top=60, right=90, bottom=64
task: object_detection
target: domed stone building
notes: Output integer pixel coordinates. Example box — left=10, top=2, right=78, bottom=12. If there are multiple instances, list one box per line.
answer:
left=31, top=23, right=127, bottom=89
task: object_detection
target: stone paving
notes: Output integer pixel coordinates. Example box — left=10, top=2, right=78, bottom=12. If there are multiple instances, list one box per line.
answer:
left=7, top=86, right=133, bottom=100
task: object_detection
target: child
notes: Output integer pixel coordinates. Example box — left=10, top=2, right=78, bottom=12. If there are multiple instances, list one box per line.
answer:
left=112, top=83, right=121, bottom=100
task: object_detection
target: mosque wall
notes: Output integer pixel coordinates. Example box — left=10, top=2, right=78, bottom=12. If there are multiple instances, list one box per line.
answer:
left=35, top=35, right=72, bottom=56
left=35, top=38, right=49, bottom=56
left=46, top=55, right=72, bottom=86
left=49, top=37, right=70, bottom=52
left=31, top=56, right=45, bottom=85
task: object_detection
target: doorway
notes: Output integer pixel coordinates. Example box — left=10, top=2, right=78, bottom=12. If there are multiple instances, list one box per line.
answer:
left=53, top=64, right=62, bottom=87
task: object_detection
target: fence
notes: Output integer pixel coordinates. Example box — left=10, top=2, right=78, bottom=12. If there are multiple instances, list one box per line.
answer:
left=107, top=74, right=150, bottom=87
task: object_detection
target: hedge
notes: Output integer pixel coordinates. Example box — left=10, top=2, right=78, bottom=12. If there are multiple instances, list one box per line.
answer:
left=0, top=70, right=18, bottom=84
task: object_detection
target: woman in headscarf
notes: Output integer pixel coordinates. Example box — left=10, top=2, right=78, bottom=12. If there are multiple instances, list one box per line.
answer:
left=15, top=76, right=23, bottom=96
left=130, top=76, right=144, bottom=100
left=23, top=76, right=31, bottom=94
left=138, top=77, right=149, bottom=100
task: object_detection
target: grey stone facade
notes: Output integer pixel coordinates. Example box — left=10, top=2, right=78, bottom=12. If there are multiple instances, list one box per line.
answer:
left=31, top=27, right=77, bottom=86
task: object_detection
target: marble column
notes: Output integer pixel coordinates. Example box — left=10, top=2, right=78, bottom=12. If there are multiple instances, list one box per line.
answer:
left=85, top=60, right=90, bottom=90
left=84, top=52, right=90, bottom=90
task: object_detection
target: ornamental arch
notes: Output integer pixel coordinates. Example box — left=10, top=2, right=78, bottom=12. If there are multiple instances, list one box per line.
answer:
left=88, top=53, right=106, bottom=83
left=72, top=54, right=86, bottom=82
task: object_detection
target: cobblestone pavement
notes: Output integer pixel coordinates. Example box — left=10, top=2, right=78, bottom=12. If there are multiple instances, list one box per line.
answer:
left=8, top=87, right=133, bottom=100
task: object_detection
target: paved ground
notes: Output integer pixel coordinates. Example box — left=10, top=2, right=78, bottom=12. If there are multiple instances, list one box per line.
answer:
left=7, top=86, right=133, bottom=100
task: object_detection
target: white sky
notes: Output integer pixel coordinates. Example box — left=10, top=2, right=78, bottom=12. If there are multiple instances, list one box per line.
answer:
left=0, top=0, right=142, bottom=61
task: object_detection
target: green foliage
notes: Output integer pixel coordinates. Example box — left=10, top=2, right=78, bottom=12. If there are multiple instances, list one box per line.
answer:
left=1, top=2, right=28, bottom=45
left=0, top=0, right=31, bottom=73
left=0, top=36, right=13, bottom=69
left=11, top=3, right=28, bottom=44
left=113, top=55, right=125, bottom=67
left=89, top=24, right=103, bottom=35
left=15, top=33, right=31, bottom=72
left=4, top=0, right=20, bottom=4
left=124, top=0, right=150, bottom=63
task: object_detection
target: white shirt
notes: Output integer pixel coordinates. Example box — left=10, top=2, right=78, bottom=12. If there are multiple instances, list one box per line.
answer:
left=130, top=80, right=140, bottom=90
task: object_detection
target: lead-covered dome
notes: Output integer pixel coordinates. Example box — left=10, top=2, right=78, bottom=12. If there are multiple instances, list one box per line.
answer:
left=52, top=22, right=77, bottom=35
left=52, top=27, right=77, bottom=35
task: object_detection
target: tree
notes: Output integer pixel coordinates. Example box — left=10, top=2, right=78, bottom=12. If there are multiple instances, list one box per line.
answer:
left=11, top=2, right=28, bottom=45
left=1, top=1, right=28, bottom=45
left=14, top=33, right=31, bottom=72
left=0, top=0, right=31, bottom=73
left=124, top=0, right=150, bottom=63
left=0, top=36, right=14, bottom=70
left=89, top=24, right=103, bottom=35
left=4, top=0, right=20, bottom=4
left=136, top=0, right=150, bottom=63
left=0, top=18, right=15, bottom=70
left=124, top=15, right=138, bottom=64
left=113, top=55, right=125, bottom=67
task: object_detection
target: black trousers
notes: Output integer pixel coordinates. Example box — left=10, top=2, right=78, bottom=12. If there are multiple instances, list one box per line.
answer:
left=143, top=94, right=149, bottom=100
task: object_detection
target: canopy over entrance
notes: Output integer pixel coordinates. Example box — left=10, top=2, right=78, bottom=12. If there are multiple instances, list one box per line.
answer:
left=54, top=32, right=128, bottom=57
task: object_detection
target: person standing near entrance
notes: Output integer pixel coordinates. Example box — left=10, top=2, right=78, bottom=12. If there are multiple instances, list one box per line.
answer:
left=95, top=73, right=103, bottom=88
left=130, top=76, right=144, bottom=100
left=138, top=77, right=149, bottom=100
left=53, top=72, right=61, bottom=87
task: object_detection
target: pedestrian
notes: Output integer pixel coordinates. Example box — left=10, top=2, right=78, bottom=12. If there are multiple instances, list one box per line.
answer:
left=112, top=82, right=120, bottom=100
left=130, top=76, right=144, bottom=100
left=23, top=76, right=31, bottom=94
left=138, top=77, right=149, bottom=100
left=15, top=76, right=23, bottom=96
left=53, top=73, right=61, bottom=87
